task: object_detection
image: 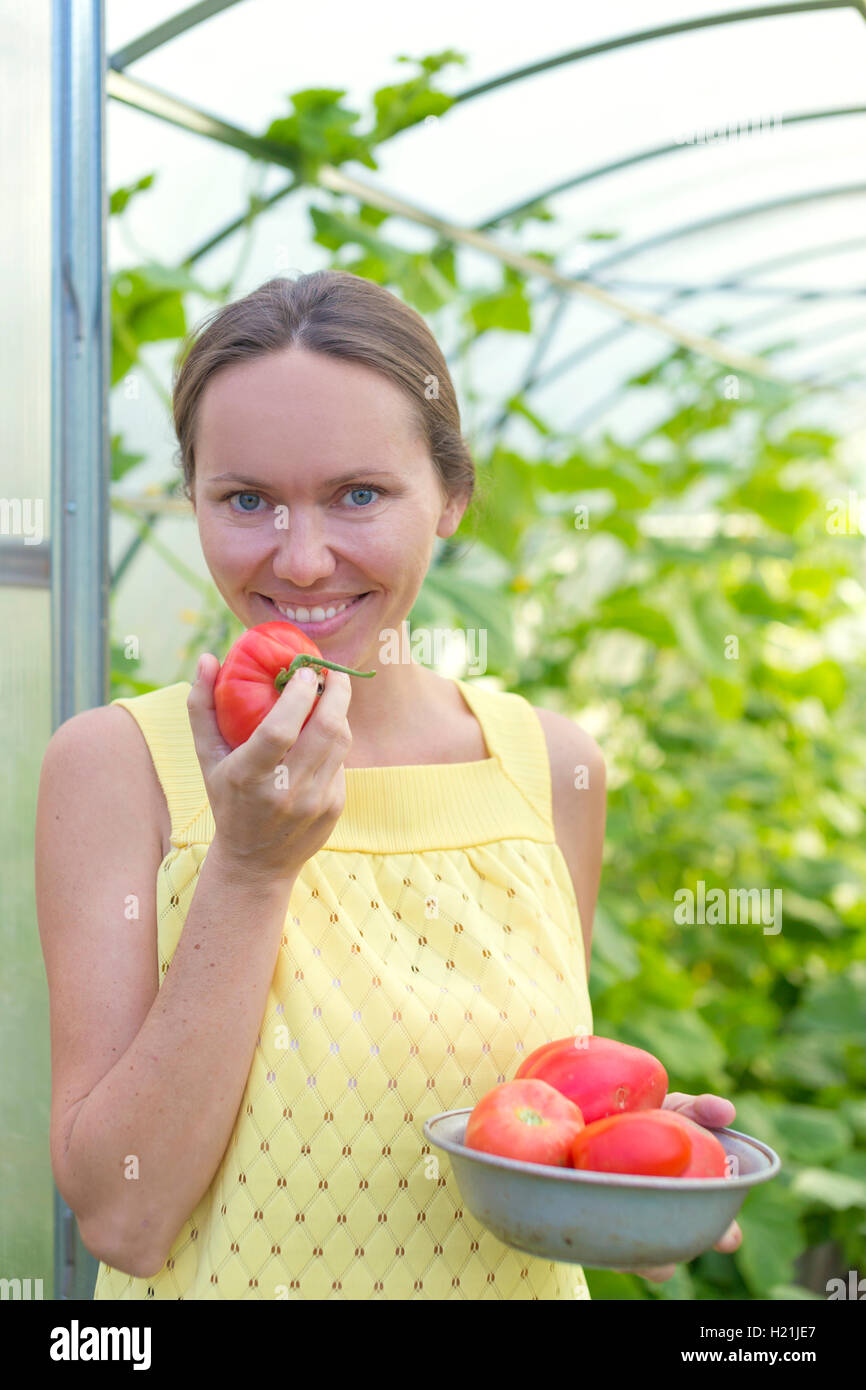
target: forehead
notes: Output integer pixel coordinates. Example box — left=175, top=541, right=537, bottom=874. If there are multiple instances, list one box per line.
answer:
left=197, top=348, right=420, bottom=449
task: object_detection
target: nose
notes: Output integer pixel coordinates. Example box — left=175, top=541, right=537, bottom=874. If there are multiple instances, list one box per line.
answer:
left=268, top=505, right=338, bottom=587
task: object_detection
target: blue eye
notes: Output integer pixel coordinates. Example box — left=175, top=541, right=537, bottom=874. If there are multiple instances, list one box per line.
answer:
left=228, top=491, right=264, bottom=513
left=344, top=486, right=382, bottom=508
left=222, top=484, right=385, bottom=513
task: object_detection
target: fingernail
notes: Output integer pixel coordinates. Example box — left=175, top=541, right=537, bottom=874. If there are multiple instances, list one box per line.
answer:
left=196, top=658, right=203, bottom=681
left=296, top=666, right=318, bottom=685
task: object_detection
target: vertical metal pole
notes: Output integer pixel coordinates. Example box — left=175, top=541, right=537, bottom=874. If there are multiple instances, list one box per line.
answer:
left=51, top=0, right=109, bottom=1299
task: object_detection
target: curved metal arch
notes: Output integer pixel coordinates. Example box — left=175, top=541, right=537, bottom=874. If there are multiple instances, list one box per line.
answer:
left=497, top=183, right=866, bottom=387
left=109, top=1, right=862, bottom=82
left=479, top=105, right=866, bottom=233
left=171, top=100, right=866, bottom=275
left=561, top=314, right=866, bottom=438
left=104, top=3, right=866, bottom=404
left=477, top=221, right=866, bottom=418
left=564, top=322, right=866, bottom=442
left=797, top=340, right=866, bottom=386
left=452, top=2, right=859, bottom=103
left=598, top=279, right=866, bottom=298
left=561, top=182, right=866, bottom=281
left=476, top=232, right=866, bottom=447
left=109, top=0, right=247, bottom=71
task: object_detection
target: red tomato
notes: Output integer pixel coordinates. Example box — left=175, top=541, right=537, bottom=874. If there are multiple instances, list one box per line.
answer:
left=661, top=1111, right=728, bottom=1178
left=213, top=620, right=375, bottom=749
left=463, top=1079, right=585, bottom=1168
left=571, top=1110, right=694, bottom=1177
left=516, top=1034, right=668, bottom=1125
left=515, top=1039, right=564, bottom=1077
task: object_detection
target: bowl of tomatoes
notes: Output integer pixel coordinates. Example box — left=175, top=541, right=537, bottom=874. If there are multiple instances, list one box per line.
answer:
left=423, top=1035, right=781, bottom=1269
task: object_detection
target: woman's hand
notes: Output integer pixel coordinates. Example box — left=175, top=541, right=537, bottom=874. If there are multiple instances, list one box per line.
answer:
left=610, top=1092, right=743, bottom=1283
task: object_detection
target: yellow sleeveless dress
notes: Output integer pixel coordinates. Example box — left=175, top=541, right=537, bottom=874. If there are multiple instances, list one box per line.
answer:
left=92, top=675, right=594, bottom=1300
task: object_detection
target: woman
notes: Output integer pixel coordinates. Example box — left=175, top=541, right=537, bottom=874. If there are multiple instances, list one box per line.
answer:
left=36, top=269, right=740, bottom=1299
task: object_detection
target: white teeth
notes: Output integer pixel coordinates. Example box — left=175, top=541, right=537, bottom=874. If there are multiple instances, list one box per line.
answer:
left=272, top=596, right=355, bottom=622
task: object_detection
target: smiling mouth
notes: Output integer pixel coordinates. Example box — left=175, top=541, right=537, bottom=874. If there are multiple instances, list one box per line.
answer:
left=257, top=590, right=371, bottom=635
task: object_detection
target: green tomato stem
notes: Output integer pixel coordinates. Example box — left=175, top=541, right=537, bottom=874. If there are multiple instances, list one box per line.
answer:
left=517, top=1108, right=545, bottom=1126
left=274, top=653, right=377, bottom=693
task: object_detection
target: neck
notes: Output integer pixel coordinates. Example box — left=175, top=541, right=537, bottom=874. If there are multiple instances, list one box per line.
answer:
left=336, top=653, right=437, bottom=757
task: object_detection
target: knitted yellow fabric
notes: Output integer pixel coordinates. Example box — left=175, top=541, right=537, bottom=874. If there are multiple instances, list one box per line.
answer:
left=92, top=676, right=593, bottom=1300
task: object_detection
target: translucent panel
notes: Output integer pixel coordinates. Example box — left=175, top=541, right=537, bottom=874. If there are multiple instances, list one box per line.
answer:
left=0, top=586, right=53, bottom=1295
left=0, top=0, right=54, bottom=1298
left=0, top=0, right=52, bottom=510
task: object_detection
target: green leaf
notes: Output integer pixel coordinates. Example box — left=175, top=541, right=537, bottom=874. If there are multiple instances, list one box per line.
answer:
left=731, top=476, right=823, bottom=532
left=736, top=1183, right=804, bottom=1295
left=501, top=200, right=555, bottom=230
left=618, top=1007, right=728, bottom=1082
left=759, top=1032, right=851, bottom=1089
left=707, top=674, right=745, bottom=719
left=110, top=434, right=146, bottom=483
left=505, top=394, right=551, bottom=437
left=370, top=50, right=463, bottom=142
left=839, top=1098, right=866, bottom=1141
left=471, top=448, right=539, bottom=562
left=666, top=587, right=739, bottom=677
left=789, top=1167, right=866, bottom=1210
left=309, top=205, right=396, bottom=258
left=770, top=1104, right=852, bottom=1163
left=594, top=590, right=678, bottom=648
left=110, top=172, right=155, bottom=216
left=262, top=88, right=376, bottom=181
left=466, top=275, right=532, bottom=334
left=765, top=1283, right=825, bottom=1299
left=111, top=263, right=217, bottom=385
left=789, top=970, right=866, bottom=1036
left=588, top=903, right=641, bottom=987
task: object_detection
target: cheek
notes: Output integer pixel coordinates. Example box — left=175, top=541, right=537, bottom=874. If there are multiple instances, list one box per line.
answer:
left=200, top=518, right=265, bottom=566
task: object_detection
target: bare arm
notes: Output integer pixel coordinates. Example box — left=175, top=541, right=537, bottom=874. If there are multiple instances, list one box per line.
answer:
left=36, top=707, right=296, bottom=1279
left=538, top=707, right=607, bottom=983
left=569, top=729, right=606, bottom=983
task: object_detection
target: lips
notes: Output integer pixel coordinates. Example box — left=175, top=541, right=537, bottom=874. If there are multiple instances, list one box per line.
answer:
left=257, top=590, right=371, bottom=637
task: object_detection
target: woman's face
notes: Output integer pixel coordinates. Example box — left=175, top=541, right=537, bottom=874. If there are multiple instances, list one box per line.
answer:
left=191, top=346, right=468, bottom=673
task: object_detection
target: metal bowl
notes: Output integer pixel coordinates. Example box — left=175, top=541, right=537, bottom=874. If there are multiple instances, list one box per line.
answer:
left=424, top=1108, right=781, bottom=1269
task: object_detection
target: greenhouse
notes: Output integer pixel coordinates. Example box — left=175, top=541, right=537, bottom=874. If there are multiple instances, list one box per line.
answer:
left=3, top=0, right=865, bottom=1313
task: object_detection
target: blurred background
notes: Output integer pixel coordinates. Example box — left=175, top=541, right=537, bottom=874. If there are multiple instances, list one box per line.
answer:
left=3, top=0, right=865, bottom=1300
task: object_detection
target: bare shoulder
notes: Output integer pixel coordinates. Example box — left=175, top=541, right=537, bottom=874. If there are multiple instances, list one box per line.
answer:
left=531, top=705, right=607, bottom=976
left=43, top=703, right=170, bottom=859
left=532, top=705, right=606, bottom=786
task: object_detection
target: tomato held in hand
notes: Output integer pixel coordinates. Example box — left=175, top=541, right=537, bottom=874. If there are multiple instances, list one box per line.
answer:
left=571, top=1110, right=694, bottom=1176
left=463, top=1079, right=585, bottom=1168
left=516, top=1034, right=668, bottom=1125
left=213, top=620, right=376, bottom=749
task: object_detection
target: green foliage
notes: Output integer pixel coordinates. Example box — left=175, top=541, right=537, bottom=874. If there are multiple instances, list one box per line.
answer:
left=108, top=46, right=866, bottom=1303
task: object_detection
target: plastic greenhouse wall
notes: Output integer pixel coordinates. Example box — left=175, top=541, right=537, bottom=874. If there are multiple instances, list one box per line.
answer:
left=1, top=0, right=56, bottom=1299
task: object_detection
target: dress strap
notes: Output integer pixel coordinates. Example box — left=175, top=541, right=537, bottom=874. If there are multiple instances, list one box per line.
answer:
left=111, top=682, right=210, bottom=849
left=453, top=677, right=555, bottom=836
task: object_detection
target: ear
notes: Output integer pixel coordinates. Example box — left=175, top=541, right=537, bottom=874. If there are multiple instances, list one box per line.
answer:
left=436, top=487, right=471, bottom=540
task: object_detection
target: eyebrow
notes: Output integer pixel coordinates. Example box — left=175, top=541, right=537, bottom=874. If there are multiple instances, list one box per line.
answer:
left=207, top=469, right=403, bottom=489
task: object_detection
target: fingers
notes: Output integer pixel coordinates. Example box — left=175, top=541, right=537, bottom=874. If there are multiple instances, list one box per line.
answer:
left=663, top=1091, right=736, bottom=1128
left=713, top=1220, right=742, bottom=1254
left=245, top=666, right=351, bottom=777
left=186, top=653, right=231, bottom=773
left=612, top=1264, right=677, bottom=1281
